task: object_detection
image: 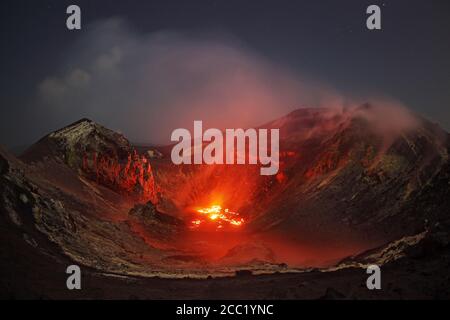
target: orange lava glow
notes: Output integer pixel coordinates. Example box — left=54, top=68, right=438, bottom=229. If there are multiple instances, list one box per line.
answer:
left=190, top=205, right=244, bottom=230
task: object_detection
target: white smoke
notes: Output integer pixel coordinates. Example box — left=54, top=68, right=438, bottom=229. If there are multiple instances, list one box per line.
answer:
left=37, top=18, right=336, bottom=144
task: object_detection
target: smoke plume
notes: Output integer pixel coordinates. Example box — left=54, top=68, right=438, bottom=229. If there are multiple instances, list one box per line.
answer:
left=36, top=18, right=337, bottom=144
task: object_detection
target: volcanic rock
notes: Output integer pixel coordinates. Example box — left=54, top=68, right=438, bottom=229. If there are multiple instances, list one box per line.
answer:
left=21, top=118, right=158, bottom=202
left=247, top=106, right=450, bottom=245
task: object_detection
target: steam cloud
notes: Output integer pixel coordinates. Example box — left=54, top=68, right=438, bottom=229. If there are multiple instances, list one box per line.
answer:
left=37, top=18, right=339, bottom=144
left=35, top=18, right=426, bottom=148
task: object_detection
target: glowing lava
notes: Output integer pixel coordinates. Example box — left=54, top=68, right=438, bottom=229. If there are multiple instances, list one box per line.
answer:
left=190, top=205, right=244, bottom=230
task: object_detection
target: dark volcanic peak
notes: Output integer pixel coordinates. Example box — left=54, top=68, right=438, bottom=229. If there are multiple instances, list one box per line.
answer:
left=21, top=118, right=158, bottom=203
left=22, top=118, right=130, bottom=163
left=247, top=105, right=450, bottom=244
left=48, top=118, right=131, bottom=155
left=266, top=104, right=449, bottom=154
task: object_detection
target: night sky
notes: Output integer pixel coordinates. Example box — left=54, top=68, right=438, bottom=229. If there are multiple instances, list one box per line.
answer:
left=1, top=0, right=450, bottom=148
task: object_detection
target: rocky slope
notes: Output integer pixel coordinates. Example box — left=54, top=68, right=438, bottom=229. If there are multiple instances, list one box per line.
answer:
left=258, top=106, right=449, bottom=247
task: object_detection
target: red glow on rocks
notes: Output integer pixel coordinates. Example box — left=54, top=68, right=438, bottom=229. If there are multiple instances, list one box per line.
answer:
left=82, top=150, right=158, bottom=203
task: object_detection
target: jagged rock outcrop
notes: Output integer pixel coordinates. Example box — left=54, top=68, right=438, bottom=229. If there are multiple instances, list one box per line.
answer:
left=21, top=118, right=158, bottom=203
